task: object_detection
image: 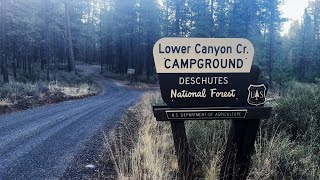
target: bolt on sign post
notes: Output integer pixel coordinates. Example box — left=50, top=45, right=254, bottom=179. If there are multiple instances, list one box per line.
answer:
left=152, top=38, right=272, bottom=180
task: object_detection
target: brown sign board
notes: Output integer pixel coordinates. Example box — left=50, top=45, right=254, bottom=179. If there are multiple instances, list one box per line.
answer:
left=153, top=38, right=266, bottom=108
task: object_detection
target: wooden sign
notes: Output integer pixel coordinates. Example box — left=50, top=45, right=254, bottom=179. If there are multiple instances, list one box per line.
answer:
left=152, top=38, right=272, bottom=180
left=153, top=38, right=264, bottom=108
left=127, top=68, right=135, bottom=75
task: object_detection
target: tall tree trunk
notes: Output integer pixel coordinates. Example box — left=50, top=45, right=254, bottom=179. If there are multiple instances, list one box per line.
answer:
left=41, top=57, right=45, bottom=70
left=45, top=23, right=50, bottom=81
left=28, top=55, right=32, bottom=74
left=46, top=33, right=50, bottom=81
left=1, top=0, right=9, bottom=83
left=165, top=0, right=169, bottom=36
left=12, top=60, right=17, bottom=81
left=100, top=11, right=103, bottom=74
left=46, top=58, right=50, bottom=81
left=17, top=55, right=21, bottom=69
left=268, top=0, right=275, bottom=85
left=314, top=1, right=320, bottom=73
left=127, top=36, right=132, bottom=69
left=175, top=0, right=181, bottom=36
left=210, top=0, right=215, bottom=37
left=64, top=0, right=75, bottom=72
left=12, top=36, right=17, bottom=81
left=299, top=21, right=306, bottom=81
left=268, top=31, right=274, bottom=84
left=1, top=57, right=9, bottom=83
left=23, top=54, right=27, bottom=74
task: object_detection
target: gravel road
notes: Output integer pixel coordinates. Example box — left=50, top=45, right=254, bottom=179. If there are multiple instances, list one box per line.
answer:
left=0, top=78, right=142, bottom=180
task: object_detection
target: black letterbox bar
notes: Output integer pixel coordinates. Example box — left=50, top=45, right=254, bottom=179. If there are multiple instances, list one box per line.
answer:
left=152, top=106, right=272, bottom=121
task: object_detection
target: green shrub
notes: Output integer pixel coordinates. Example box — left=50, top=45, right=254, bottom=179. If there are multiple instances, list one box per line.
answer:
left=266, top=82, right=320, bottom=142
left=257, top=81, right=320, bottom=179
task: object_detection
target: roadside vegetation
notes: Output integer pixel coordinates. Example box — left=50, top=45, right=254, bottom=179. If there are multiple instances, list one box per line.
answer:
left=99, top=81, right=320, bottom=180
left=0, top=68, right=100, bottom=115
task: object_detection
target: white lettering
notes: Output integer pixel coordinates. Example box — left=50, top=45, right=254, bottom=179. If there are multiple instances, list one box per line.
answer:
left=210, top=88, right=236, bottom=98
left=171, top=89, right=207, bottom=98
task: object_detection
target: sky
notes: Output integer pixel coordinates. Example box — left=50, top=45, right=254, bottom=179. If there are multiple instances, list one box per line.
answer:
left=280, top=0, right=311, bottom=35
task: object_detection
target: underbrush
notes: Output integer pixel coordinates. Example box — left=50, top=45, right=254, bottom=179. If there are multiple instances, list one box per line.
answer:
left=103, top=82, right=320, bottom=180
left=0, top=69, right=100, bottom=113
left=252, top=82, right=320, bottom=179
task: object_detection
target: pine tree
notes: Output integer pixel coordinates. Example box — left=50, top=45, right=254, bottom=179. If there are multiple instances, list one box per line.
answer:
left=1, top=0, right=9, bottom=83
left=298, top=9, right=315, bottom=81
left=64, top=0, right=75, bottom=72
left=259, top=0, right=283, bottom=85
left=215, top=0, right=229, bottom=37
left=188, top=0, right=212, bottom=37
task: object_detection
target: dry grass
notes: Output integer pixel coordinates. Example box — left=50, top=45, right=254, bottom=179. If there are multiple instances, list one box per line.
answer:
left=0, top=65, right=101, bottom=104
left=0, top=98, right=14, bottom=106
left=0, top=81, right=99, bottom=102
left=104, top=93, right=178, bottom=180
left=48, top=82, right=99, bottom=97
left=249, top=131, right=320, bottom=179
left=186, top=121, right=229, bottom=179
left=0, top=64, right=101, bottom=115
left=0, top=78, right=100, bottom=115
left=104, top=92, right=228, bottom=179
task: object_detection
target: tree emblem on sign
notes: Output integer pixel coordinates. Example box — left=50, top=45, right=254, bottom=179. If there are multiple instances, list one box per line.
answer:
left=247, top=84, right=267, bottom=106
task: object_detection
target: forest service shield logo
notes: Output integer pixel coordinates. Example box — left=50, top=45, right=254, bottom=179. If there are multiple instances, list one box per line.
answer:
left=247, top=84, right=267, bottom=106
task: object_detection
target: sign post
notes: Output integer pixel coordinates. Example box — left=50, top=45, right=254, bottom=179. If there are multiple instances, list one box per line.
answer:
left=219, top=66, right=264, bottom=180
left=170, top=121, right=192, bottom=180
left=152, top=38, right=272, bottom=180
left=127, top=68, right=135, bottom=84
